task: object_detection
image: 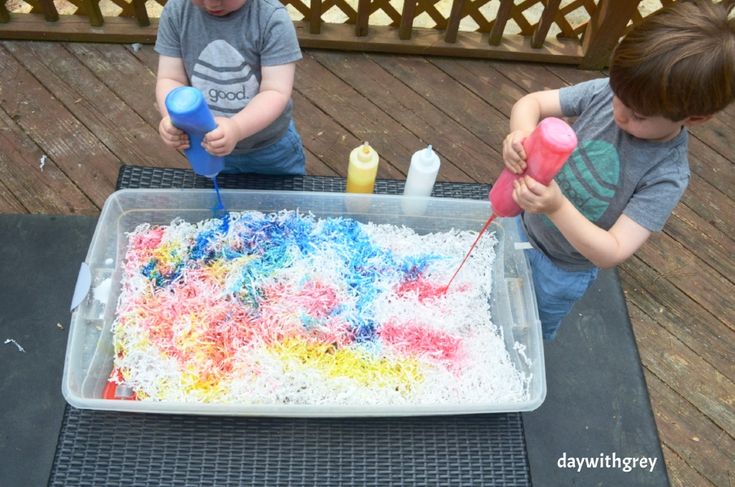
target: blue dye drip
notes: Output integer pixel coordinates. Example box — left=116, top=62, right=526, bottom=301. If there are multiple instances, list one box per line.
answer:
left=170, top=211, right=446, bottom=346
left=212, top=177, right=225, bottom=216
left=141, top=258, right=184, bottom=288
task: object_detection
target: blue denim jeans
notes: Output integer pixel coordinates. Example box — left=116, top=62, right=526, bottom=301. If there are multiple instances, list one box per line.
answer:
left=516, top=217, right=598, bottom=341
left=222, top=120, right=306, bottom=175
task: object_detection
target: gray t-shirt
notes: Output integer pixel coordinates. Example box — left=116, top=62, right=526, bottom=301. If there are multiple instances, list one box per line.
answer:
left=522, top=78, right=690, bottom=271
left=155, top=0, right=302, bottom=153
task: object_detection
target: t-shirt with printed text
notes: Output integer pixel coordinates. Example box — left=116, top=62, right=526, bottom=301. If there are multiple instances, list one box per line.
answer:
left=155, top=0, right=302, bottom=153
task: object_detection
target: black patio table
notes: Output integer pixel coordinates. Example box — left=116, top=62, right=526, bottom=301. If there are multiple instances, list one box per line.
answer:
left=0, top=166, right=669, bottom=486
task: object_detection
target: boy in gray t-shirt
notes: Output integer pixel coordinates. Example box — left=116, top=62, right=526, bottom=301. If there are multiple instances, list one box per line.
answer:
left=155, top=0, right=305, bottom=175
left=501, top=0, right=735, bottom=340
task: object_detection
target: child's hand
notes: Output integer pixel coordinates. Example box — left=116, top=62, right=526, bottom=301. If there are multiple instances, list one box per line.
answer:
left=159, top=116, right=189, bottom=150
left=202, top=117, right=242, bottom=156
left=512, top=175, right=564, bottom=214
left=502, top=130, right=531, bottom=174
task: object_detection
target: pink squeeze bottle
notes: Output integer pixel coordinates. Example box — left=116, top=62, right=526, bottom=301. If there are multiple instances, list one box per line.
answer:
left=445, top=117, right=576, bottom=292
left=442, top=117, right=576, bottom=291
left=489, top=117, right=577, bottom=217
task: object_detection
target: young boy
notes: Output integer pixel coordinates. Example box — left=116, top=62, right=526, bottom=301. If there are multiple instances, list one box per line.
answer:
left=502, top=0, right=735, bottom=340
left=155, top=0, right=306, bottom=175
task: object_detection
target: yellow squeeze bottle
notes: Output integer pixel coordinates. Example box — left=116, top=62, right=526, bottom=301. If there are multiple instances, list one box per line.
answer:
left=346, top=142, right=380, bottom=193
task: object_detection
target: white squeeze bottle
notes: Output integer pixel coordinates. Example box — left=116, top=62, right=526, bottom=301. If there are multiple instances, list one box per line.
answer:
left=346, top=142, right=380, bottom=194
left=403, top=145, right=441, bottom=197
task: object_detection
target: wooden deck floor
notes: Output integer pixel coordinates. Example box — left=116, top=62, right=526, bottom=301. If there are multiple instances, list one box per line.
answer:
left=1, top=40, right=732, bottom=487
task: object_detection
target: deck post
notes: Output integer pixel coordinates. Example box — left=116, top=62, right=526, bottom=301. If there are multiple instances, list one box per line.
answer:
left=0, top=0, right=10, bottom=23
left=83, top=0, right=105, bottom=27
left=580, top=0, right=642, bottom=69
left=531, top=0, right=561, bottom=49
left=132, top=0, right=150, bottom=27
left=355, top=0, right=371, bottom=37
left=488, top=0, right=513, bottom=46
left=444, top=0, right=465, bottom=44
left=399, top=0, right=417, bottom=40
left=309, top=0, right=322, bottom=34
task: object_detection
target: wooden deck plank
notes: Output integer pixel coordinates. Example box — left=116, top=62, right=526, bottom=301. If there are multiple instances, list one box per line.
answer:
left=312, top=50, right=489, bottom=183
left=641, top=330, right=735, bottom=486
left=303, top=146, right=340, bottom=176
left=430, top=58, right=527, bottom=117
left=629, top=303, right=735, bottom=438
left=688, top=115, right=735, bottom=163
left=294, top=51, right=414, bottom=180
left=679, top=174, right=735, bottom=241
left=0, top=180, right=28, bottom=214
left=621, top=262, right=734, bottom=382
left=666, top=204, right=735, bottom=287
left=368, top=53, right=510, bottom=180
left=662, top=444, right=716, bottom=487
left=0, top=108, right=97, bottom=215
left=687, top=137, right=735, bottom=210
left=292, top=90, right=363, bottom=177
left=635, top=231, right=734, bottom=331
left=0, top=44, right=119, bottom=207
left=63, top=42, right=176, bottom=136
left=4, top=41, right=186, bottom=170
left=128, top=41, right=160, bottom=69
left=490, top=61, right=572, bottom=94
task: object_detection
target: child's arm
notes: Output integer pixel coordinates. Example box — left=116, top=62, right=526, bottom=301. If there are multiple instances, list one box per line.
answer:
left=156, top=55, right=190, bottom=150
left=202, top=63, right=296, bottom=156
left=503, top=90, right=563, bottom=174
left=513, top=176, right=651, bottom=268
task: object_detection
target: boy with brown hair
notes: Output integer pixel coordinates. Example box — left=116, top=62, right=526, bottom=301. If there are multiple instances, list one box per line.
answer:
left=502, top=0, right=735, bottom=340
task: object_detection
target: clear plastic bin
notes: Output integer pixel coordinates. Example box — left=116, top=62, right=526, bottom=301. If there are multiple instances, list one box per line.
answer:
left=62, top=189, right=545, bottom=416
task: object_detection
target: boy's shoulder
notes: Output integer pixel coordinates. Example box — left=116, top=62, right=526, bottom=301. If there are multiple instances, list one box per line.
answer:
left=562, top=77, right=610, bottom=96
left=258, top=0, right=289, bottom=9
left=249, top=0, right=291, bottom=16
left=559, top=77, right=612, bottom=117
left=163, top=0, right=288, bottom=17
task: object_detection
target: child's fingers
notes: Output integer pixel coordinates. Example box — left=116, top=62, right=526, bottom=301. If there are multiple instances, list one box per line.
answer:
left=176, top=138, right=190, bottom=150
left=511, top=139, right=526, bottom=161
left=510, top=160, right=525, bottom=174
left=502, top=134, right=524, bottom=174
left=163, top=119, right=184, bottom=136
left=522, top=175, right=546, bottom=196
left=511, top=179, right=527, bottom=206
left=203, top=136, right=224, bottom=151
left=503, top=152, right=525, bottom=174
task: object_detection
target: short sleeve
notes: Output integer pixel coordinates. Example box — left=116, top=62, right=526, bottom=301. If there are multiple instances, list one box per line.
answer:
left=623, top=146, right=690, bottom=231
left=154, top=0, right=182, bottom=58
left=260, top=8, right=302, bottom=66
left=559, top=78, right=610, bottom=118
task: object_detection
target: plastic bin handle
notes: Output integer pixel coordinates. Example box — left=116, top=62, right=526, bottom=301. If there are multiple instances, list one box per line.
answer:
left=70, top=262, right=91, bottom=311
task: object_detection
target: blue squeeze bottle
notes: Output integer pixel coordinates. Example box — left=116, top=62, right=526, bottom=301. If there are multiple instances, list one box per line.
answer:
left=165, top=86, right=225, bottom=178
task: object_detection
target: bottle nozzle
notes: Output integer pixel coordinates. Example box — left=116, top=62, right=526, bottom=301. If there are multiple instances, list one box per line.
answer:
left=357, top=142, right=374, bottom=163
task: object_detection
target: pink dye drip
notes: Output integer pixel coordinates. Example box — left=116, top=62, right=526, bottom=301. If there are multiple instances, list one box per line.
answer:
left=138, top=273, right=256, bottom=374
left=129, top=227, right=164, bottom=251
left=380, top=321, right=462, bottom=363
left=396, top=275, right=447, bottom=302
left=443, top=213, right=497, bottom=293
left=264, top=280, right=339, bottom=319
left=260, top=280, right=354, bottom=347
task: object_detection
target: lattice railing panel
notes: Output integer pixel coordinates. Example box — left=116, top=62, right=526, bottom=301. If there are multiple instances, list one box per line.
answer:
left=6, top=0, right=604, bottom=36
left=4, top=0, right=673, bottom=36
left=1, top=0, right=677, bottom=68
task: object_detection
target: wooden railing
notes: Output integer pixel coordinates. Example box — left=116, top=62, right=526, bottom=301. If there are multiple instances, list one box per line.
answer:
left=0, top=0, right=671, bottom=68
